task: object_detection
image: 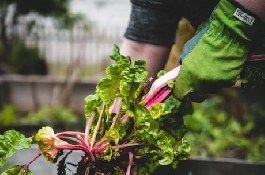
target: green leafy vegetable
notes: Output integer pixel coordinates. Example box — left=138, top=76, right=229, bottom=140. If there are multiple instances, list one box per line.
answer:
left=0, top=130, right=33, bottom=169
left=1, top=165, right=33, bottom=175
left=1, top=45, right=190, bottom=174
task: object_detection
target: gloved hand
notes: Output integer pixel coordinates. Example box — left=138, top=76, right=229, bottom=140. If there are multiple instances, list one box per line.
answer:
left=172, top=0, right=264, bottom=102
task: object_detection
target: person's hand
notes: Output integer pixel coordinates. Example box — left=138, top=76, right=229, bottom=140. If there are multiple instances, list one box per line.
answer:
left=172, top=0, right=264, bottom=102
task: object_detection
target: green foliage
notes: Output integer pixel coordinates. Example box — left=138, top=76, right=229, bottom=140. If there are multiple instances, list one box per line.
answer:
left=83, top=45, right=191, bottom=171
left=0, top=130, right=33, bottom=169
left=241, top=61, right=265, bottom=90
left=158, top=96, right=193, bottom=144
left=0, top=105, right=17, bottom=125
left=1, top=165, right=33, bottom=175
left=0, top=45, right=191, bottom=174
left=25, top=105, right=79, bottom=124
left=0, top=0, right=69, bottom=17
left=10, top=40, right=47, bottom=75
left=184, top=92, right=265, bottom=161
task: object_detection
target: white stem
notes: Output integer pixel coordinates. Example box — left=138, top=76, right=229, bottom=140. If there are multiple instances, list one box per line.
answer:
left=149, top=65, right=181, bottom=96
left=90, top=102, right=106, bottom=149
left=110, top=113, right=119, bottom=128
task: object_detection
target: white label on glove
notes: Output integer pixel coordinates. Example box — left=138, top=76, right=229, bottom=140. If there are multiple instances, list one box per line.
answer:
left=233, top=8, right=255, bottom=26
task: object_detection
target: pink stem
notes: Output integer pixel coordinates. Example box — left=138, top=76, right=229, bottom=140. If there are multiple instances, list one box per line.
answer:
left=145, top=66, right=180, bottom=102
left=77, top=135, right=89, bottom=147
left=144, top=87, right=171, bottom=109
left=58, top=145, right=95, bottom=161
left=126, top=152, right=133, bottom=175
left=55, top=131, right=85, bottom=137
left=93, top=142, right=111, bottom=154
left=120, top=114, right=130, bottom=123
left=57, top=135, right=82, bottom=145
left=19, top=151, right=41, bottom=175
left=111, top=113, right=119, bottom=128
left=85, top=111, right=96, bottom=148
left=108, top=97, right=122, bottom=114
left=91, top=103, right=106, bottom=149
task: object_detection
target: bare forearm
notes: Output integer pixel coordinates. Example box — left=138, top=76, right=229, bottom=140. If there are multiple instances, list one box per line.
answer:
left=236, top=0, right=265, bottom=20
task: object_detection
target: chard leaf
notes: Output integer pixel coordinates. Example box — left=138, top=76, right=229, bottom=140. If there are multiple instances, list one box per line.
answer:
left=157, top=134, right=174, bottom=165
left=157, top=70, right=167, bottom=78
left=35, top=126, right=70, bottom=162
left=120, top=60, right=147, bottom=116
left=167, top=79, right=175, bottom=89
left=0, top=130, right=33, bottom=169
left=134, top=104, right=159, bottom=142
left=109, top=44, right=131, bottom=64
left=173, top=138, right=191, bottom=161
left=1, top=165, right=33, bottom=175
left=149, top=103, right=171, bottom=119
left=96, top=59, right=131, bottom=103
left=84, top=94, right=102, bottom=118
left=102, top=128, right=120, bottom=151
left=103, top=146, right=112, bottom=161
left=133, top=104, right=175, bottom=165
left=157, top=96, right=192, bottom=142
left=109, top=119, right=130, bottom=140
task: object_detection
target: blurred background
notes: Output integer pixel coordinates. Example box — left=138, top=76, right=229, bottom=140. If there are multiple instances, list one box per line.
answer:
left=0, top=0, right=129, bottom=130
left=0, top=0, right=264, bottom=164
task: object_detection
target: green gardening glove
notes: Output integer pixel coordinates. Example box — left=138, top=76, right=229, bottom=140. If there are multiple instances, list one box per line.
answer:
left=173, top=0, right=264, bottom=102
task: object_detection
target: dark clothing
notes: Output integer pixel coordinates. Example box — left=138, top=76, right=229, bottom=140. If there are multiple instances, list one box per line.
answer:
left=124, top=0, right=220, bottom=47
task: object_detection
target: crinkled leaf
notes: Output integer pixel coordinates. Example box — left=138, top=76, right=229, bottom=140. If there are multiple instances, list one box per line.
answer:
left=157, top=134, right=174, bottom=165
left=134, top=104, right=159, bottom=142
left=109, top=118, right=130, bottom=140
left=173, top=138, right=191, bottom=161
left=149, top=103, right=171, bottom=119
left=81, top=45, right=190, bottom=170
left=102, top=128, right=120, bottom=151
left=1, top=165, right=33, bottom=175
left=133, top=104, right=175, bottom=165
left=103, top=146, right=112, bottom=161
left=157, top=70, right=167, bottom=78
left=0, top=130, right=33, bottom=168
left=35, top=126, right=69, bottom=162
left=84, top=94, right=102, bottom=118
left=120, top=60, right=147, bottom=116
left=1, top=165, right=32, bottom=175
left=109, top=44, right=131, bottom=64
left=97, top=47, right=147, bottom=119
left=157, top=96, right=192, bottom=142
left=96, top=59, right=131, bottom=103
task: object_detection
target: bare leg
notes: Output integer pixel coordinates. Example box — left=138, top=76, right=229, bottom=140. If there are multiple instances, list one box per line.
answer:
left=120, top=38, right=171, bottom=79
left=236, top=0, right=265, bottom=20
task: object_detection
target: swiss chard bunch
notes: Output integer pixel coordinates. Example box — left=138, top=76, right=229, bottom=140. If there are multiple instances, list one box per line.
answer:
left=0, top=45, right=191, bottom=175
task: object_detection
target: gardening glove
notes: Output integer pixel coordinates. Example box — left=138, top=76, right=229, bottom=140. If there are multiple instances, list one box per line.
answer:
left=172, top=0, right=265, bottom=102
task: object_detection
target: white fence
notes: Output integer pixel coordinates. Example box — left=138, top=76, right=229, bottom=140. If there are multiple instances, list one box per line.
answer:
left=24, top=25, right=125, bottom=76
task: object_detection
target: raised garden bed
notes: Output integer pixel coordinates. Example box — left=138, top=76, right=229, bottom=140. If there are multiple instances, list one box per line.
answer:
left=0, top=75, right=100, bottom=114
left=2, top=146, right=265, bottom=175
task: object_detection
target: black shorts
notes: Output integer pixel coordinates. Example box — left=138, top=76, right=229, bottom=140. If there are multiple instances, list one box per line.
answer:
left=124, top=0, right=220, bottom=47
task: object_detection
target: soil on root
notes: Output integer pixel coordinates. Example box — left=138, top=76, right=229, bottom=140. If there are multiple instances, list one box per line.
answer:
left=57, top=151, right=127, bottom=175
left=76, top=156, right=126, bottom=175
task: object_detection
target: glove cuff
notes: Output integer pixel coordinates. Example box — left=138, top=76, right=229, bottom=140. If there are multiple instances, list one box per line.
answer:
left=214, top=0, right=264, bottom=45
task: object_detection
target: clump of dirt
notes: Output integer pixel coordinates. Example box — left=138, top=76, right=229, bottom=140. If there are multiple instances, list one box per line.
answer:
left=57, top=151, right=127, bottom=175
